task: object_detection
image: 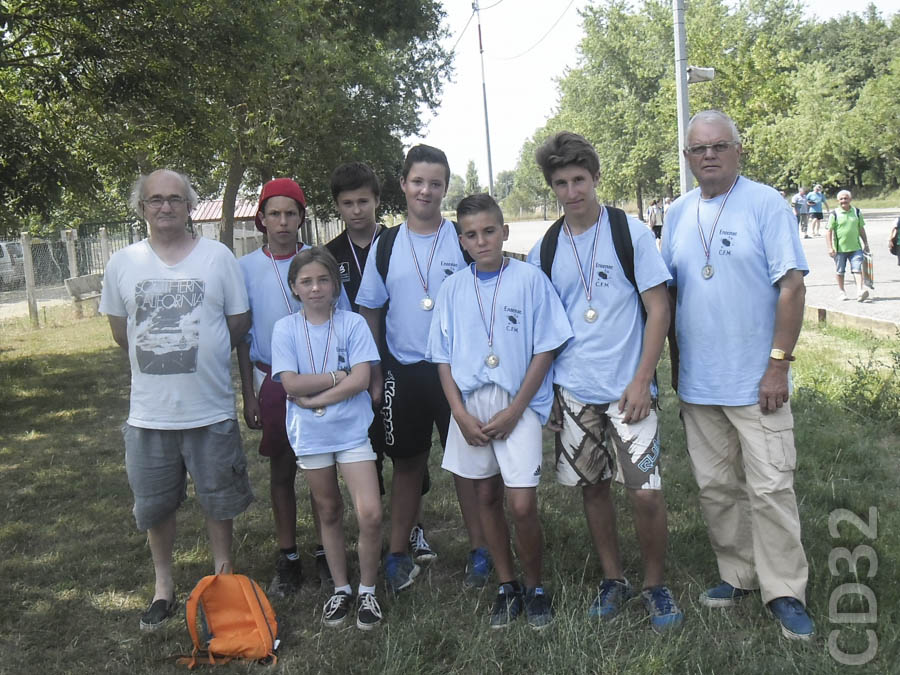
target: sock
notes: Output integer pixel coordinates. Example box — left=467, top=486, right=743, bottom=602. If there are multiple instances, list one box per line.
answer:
left=334, top=584, right=352, bottom=596
left=358, top=584, right=376, bottom=596
left=315, top=544, right=325, bottom=556
left=280, top=546, right=299, bottom=561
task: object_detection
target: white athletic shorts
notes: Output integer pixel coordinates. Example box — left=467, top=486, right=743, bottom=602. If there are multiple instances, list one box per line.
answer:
left=296, top=442, right=377, bottom=471
left=442, top=384, right=544, bottom=488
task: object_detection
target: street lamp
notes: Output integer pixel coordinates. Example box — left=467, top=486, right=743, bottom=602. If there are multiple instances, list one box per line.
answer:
left=673, top=0, right=714, bottom=195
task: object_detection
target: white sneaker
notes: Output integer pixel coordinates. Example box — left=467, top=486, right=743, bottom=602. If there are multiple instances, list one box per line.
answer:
left=838, top=291, right=848, bottom=301
left=858, top=289, right=869, bottom=302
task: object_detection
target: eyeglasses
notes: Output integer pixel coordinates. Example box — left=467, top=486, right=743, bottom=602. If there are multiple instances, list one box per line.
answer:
left=685, top=141, right=739, bottom=156
left=142, top=196, right=187, bottom=209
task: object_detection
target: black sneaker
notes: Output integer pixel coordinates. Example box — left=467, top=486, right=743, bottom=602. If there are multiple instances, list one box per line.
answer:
left=524, top=587, right=553, bottom=631
left=139, top=597, right=177, bottom=631
left=314, top=546, right=333, bottom=586
left=409, top=524, right=437, bottom=563
left=269, top=554, right=302, bottom=598
left=322, top=591, right=352, bottom=628
left=489, top=583, right=523, bottom=629
left=356, top=592, right=383, bottom=631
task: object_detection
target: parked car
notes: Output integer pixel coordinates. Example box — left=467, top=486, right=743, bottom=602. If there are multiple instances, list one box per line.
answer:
left=0, top=241, right=25, bottom=289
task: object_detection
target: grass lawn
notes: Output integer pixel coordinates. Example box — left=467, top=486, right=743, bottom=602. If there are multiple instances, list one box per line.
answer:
left=1, top=309, right=898, bottom=674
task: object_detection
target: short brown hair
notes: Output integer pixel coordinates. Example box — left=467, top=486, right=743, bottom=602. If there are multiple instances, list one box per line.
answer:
left=287, top=247, right=342, bottom=302
left=535, top=131, right=600, bottom=186
left=456, top=193, right=504, bottom=227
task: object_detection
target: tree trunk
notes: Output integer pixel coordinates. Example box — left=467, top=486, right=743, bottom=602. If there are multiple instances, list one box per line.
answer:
left=221, top=146, right=245, bottom=252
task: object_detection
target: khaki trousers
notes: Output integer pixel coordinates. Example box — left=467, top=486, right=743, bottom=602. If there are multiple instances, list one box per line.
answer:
left=681, top=401, right=808, bottom=604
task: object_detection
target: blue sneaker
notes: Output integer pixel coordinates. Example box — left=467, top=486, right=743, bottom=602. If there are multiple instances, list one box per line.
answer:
left=699, top=580, right=755, bottom=608
left=524, top=587, right=554, bottom=631
left=589, top=579, right=636, bottom=620
left=769, top=597, right=815, bottom=640
left=489, top=583, right=523, bottom=628
left=384, top=552, right=419, bottom=593
left=641, top=585, right=684, bottom=633
left=464, top=547, right=493, bottom=589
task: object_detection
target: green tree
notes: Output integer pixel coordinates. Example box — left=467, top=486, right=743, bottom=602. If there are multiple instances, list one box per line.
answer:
left=464, top=160, right=481, bottom=195
left=1, top=1, right=451, bottom=244
left=443, top=173, right=465, bottom=211
left=494, top=169, right=515, bottom=201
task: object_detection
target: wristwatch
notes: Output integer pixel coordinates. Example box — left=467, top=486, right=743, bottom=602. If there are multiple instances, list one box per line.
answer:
left=769, top=348, right=795, bottom=362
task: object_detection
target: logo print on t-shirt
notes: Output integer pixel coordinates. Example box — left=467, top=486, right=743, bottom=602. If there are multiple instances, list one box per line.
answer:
left=133, top=279, right=204, bottom=375
left=443, top=268, right=454, bottom=276
left=338, top=261, right=351, bottom=282
left=721, top=238, right=732, bottom=247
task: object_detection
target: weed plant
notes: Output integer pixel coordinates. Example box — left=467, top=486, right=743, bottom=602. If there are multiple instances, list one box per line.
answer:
left=0, top=316, right=897, bottom=674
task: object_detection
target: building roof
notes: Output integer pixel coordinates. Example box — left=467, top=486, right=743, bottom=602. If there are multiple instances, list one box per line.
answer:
left=192, top=199, right=258, bottom=222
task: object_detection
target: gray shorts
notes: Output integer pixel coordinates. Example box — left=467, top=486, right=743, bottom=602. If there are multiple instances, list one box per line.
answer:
left=123, top=419, right=254, bottom=530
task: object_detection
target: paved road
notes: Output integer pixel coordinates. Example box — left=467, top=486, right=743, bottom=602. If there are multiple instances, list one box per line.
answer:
left=504, top=209, right=900, bottom=333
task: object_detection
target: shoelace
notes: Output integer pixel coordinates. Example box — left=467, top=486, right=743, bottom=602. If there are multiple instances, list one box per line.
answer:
left=412, top=527, right=429, bottom=550
left=324, top=593, right=349, bottom=615
left=647, top=588, right=674, bottom=614
left=358, top=594, right=382, bottom=619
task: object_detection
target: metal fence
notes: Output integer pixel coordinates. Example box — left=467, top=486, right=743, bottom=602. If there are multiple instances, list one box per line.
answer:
left=1, top=214, right=348, bottom=326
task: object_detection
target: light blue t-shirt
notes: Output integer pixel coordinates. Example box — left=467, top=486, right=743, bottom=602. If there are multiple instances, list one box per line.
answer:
left=355, top=220, right=466, bottom=364
left=239, top=245, right=350, bottom=366
left=526, top=212, right=671, bottom=405
left=426, top=258, right=572, bottom=424
left=271, top=310, right=379, bottom=455
left=661, top=176, right=808, bottom=406
left=806, top=190, right=826, bottom=214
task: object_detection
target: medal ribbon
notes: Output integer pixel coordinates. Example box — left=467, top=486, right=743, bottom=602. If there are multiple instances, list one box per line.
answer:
left=472, top=258, right=507, bottom=352
left=347, top=226, right=380, bottom=277
left=405, top=220, right=444, bottom=297
left=265, top=243, right=301, bottom=314
left=301, top=308, right=334, bottom=375
left=696, top=175, right=740, bottom=266
left=563, top=207, right=603, bottom=307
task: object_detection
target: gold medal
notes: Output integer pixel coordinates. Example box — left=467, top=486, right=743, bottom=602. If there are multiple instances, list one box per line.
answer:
left=420, top=296, right=434, bottom=311
left=485, top=353, right=500, bottom=368
left=584, top=307, right=598, bottom=323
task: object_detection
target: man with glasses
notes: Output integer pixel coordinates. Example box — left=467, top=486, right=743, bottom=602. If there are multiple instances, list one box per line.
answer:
left=100, top=169, right=253, bottom=631
left=662, top=110, right=814, bottom=640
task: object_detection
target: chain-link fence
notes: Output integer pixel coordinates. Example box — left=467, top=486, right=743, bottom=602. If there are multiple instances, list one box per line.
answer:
left=1, top=213, right=350, bottom=324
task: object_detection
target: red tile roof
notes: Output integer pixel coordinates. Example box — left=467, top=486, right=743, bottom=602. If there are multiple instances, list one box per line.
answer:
left=192, top=199, right=258, bottom=222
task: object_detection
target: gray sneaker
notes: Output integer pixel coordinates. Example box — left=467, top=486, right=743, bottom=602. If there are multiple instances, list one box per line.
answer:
left=269, top=554, right=302, bottom=598
left=489, top=583, right=523, bottom=628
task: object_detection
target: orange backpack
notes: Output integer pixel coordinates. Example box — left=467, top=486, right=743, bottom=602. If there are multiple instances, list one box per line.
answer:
left=177, top=572, right=279, bottom=669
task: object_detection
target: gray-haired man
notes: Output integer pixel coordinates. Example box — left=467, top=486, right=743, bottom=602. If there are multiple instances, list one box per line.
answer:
left=100, top=169, right=253, bottom=630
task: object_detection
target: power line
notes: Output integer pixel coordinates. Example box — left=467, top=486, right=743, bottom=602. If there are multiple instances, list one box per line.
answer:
left=491, top=0, right=577, bottom=61
left=449, top=9, right=476, bottom=55
left=480, top=0, right=506, bottom=9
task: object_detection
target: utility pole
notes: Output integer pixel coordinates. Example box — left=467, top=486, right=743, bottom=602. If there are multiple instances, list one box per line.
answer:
left=673, top=0, right=692, bottom=196
left=474, top=1, right=495, bottom=196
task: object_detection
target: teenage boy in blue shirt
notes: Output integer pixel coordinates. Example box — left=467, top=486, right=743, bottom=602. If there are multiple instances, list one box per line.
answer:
left=325, top=162, right=436, bottom=563
left=356, top=145, right=491, bottom=592
left=428, top=194, right=571, bottom=629
left=527, top=131, right=683, bottom=633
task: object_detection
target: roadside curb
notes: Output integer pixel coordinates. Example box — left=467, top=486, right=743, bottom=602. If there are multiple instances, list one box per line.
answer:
left=804, top=305, right=899, bottom=337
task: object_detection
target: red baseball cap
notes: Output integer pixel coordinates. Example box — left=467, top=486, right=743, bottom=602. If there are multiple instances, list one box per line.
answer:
left=255, top=178, right=307, bottom=233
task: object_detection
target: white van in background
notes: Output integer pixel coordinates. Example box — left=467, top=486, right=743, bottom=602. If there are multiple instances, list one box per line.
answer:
left=0, top=241, right=25, bottom=289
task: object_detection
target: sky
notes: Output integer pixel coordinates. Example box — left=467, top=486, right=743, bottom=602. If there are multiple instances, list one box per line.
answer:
left=406, top=0, right=900, bottom=187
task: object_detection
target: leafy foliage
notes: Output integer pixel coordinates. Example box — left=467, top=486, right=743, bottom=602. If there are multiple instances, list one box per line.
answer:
left=0, top=0, right=451, bottom=241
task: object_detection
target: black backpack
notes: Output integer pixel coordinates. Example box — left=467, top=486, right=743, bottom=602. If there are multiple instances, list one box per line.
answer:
left=539, top=206, right=645, bottom=321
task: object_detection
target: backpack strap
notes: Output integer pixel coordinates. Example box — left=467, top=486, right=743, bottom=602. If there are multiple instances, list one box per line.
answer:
left=375, top=224, right=401, bottom=282
left=182, top=575, right=219, bottom=669
left=538, top=215, right=566, bottom=279
left=607, top=206, right=639, bottom=299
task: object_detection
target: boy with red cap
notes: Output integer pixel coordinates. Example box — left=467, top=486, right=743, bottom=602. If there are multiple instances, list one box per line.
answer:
left=237, top=178, right=350, bottom=597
